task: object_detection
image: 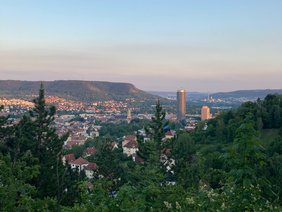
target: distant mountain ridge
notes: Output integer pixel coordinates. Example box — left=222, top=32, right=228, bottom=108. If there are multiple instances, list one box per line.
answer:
left=149, top=89, right=282, bottom=100
left=212, top=89, right=282, bottom=99
left=0, top=80, right=157, bottom=102
left=148, top=91, right=208, bottom=99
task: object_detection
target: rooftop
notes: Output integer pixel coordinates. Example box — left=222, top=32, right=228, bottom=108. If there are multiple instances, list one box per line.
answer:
left=71, top=157, right=89, bottom=165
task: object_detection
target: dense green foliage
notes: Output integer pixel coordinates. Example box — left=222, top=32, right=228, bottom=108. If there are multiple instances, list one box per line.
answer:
left=99, top=119, right=150, bottom=139
left=0, top=85, right=82, bottom=210
left=212, top=89, right=282, bottom=99
left=194, top=94, right=282, bottom=144
left=1, top=91, right=282, bottom=211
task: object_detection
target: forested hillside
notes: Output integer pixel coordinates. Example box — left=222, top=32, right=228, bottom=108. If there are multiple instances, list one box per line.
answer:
left=0, top=87, right=282, bottom=211
left=0, top=80, right=156, bottom=102
left=212, top=89, right=282, bottom=99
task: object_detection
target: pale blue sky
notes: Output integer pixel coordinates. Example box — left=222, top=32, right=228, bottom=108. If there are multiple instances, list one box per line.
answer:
left=1, top=0, right=282, bottom=92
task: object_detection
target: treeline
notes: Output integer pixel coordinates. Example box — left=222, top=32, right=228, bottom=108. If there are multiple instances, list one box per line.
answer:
left=195, top=94, right=282, bottom=144
left=0, top=88, right=282, bottom=211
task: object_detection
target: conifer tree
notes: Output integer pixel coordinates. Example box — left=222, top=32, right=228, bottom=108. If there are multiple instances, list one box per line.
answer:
left=136, top=100, right=166, bottom=166
left=144, top=99, right=167, bottom=158
left=29, top=84, right=61, bottom=197
left=94, top=137, right=124, bottom=185
left=134, top=100, right=167, bottom=184
left=28, top=83, right=80, bottom=208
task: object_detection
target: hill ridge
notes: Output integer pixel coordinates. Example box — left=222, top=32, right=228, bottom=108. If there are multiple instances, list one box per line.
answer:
left=0, top=80, right=156, bottom=102
left=212, top=89, right=282, bottom=99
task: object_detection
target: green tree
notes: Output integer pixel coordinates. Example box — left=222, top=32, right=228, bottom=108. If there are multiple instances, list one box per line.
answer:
left=94, top=137, right=124, bottom=188
left=138, top=139, right=159, bottom=165
left=27, top=84, right=81, bottom=208
left=0, top=150, right=38, bottom=210
left=145, top=100, right=166, bottom=147
left=173, top=133, right=199, bottom=189
left=221, top=121, right=276, bottom=210
left=267, top=134, right=282, bottom=202
left=227, top=122, right=266, bottom=186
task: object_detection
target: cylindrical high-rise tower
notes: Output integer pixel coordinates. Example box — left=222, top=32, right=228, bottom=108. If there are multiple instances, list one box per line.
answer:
left=177, top=89, right=186, bottom=120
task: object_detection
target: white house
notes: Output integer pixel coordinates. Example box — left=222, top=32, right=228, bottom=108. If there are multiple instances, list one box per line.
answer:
left=164, top=130, right=176, bottom=140
left=69, top=157, right=89, bottom=172
left=84, top=162, right=97, bottom=179
left=123, top=139, right=138, bottom=156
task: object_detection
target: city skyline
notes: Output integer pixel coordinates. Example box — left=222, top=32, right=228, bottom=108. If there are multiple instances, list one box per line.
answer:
left=1, top=0, right=282, bottom=92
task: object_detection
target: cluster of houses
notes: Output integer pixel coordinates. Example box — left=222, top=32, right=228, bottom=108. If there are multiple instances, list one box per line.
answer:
left=122, top=129, right=176, bottom=156
left=54, top=116, right=101, bottom=149
left=0, top=98, right=33, bottom=117
left=121, top=130, right=176, bottom=183
left=45, top=96, right=135, bottom=114
left=61, top=127, right=177, bottom=181
left=45, top=96, right=85, bottom=112
left=0, top=97, right=34, bottom=108
left=62, top=147, right=97, bottom=179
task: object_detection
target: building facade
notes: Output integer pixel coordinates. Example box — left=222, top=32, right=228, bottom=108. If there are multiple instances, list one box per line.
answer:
left=201, top=106, right=211, bottom=121
left=177, top=89, right=186, bottom=120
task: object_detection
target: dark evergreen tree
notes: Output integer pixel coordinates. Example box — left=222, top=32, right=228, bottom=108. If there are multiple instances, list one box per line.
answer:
left=94, top=137, right=124, bottom=188
left=137, top=139, right=159, bottom=165
left=27, top=83, right=81, bottom=208
left=144, top=100, right=167, bottom=158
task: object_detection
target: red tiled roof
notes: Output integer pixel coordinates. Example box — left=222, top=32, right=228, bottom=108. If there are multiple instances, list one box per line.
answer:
left=64, top=153, right=76, bottom=162
left=124, top=140, right=138, bottom=148
left=85, top=147, right=96, bottom=155
left=71, top=157, right=89, bottom=165
left=85, top=162, right=97, bottom=171
left=124, top=135, right=137, bottom=141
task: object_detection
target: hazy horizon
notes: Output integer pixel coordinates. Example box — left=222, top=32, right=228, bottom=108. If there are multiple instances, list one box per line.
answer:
left=1, top=0, right=282, bottom=92
left=1, top=79, right=281, bottom=94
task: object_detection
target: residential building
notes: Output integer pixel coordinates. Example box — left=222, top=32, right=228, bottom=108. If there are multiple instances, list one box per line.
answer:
left=84, top=163, right=97, bottom=179
left=165, top=130, right=175, bottom=140
left=122, top=135, right=138, bottom=156
left=69, top=157, right=89, bottom=172
left=62, top=153, right=76, bottom=165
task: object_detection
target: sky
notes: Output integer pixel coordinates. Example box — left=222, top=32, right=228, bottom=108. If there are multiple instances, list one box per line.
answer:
left=0, top=0, right=282, bottom=92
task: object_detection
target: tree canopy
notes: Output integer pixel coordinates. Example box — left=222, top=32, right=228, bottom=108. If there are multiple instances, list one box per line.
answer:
left=0, top=90, right=282, bottom=211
